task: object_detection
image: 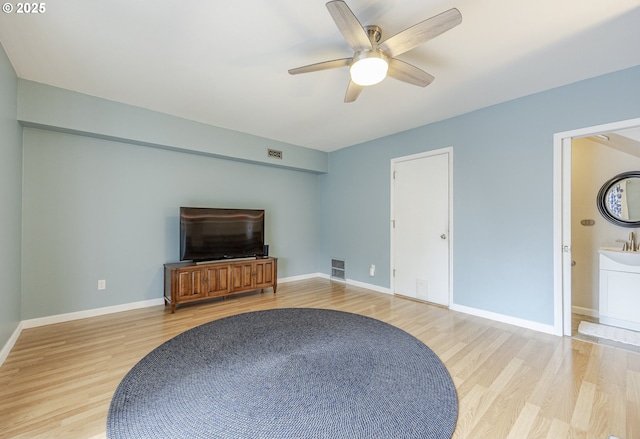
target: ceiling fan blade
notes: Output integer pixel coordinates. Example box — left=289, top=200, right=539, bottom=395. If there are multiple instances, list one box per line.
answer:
left=288, top=58, right=352, bottom=75
left=387, top=58, right=435, bottom=87
left=326, top=0, right=372, bottom=52
left=344, top=80, right=364, bottom=103
left=379, top=8, right=462, bottom=57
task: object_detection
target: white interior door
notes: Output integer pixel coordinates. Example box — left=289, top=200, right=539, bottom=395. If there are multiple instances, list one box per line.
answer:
left=392, top=150, right=451, bottom=306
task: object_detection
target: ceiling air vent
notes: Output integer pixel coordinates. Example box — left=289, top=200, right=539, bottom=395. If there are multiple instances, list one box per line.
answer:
left=331, top=258, right=346, bottom=281
left=267, top=149, right=283, bottom=159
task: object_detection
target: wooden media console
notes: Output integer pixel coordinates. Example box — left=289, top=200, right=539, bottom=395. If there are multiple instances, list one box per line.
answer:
left=164, top=257, right=277, bottom=313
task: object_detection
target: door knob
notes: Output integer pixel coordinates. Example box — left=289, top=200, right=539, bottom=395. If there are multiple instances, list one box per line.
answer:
left=440, top=234, right=447, bottom=239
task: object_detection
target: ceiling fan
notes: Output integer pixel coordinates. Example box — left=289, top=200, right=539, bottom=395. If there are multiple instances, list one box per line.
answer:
left=288, top=0, right=462, bottom=103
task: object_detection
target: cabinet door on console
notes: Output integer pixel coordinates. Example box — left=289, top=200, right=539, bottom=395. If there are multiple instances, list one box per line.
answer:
left=231, top=263, right=255, bottom=291
left=203, top=265, right=231, bottom=297
left=177, top=269, right=205, bottom=300
left=254, top=259, right=275, bottom=289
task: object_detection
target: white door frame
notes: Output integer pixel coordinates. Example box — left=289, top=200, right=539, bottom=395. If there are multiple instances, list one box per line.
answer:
left=553, top=117, right=640, bottom=336
left=390, top=147, right=454, bottom=306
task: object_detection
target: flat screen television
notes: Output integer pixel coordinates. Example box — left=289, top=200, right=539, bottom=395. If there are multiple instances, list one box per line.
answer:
left=180, top=207, right=265, bottom=262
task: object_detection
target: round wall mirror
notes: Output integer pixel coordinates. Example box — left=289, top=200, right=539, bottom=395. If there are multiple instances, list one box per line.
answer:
left=597, top=171, right=640, bottom=228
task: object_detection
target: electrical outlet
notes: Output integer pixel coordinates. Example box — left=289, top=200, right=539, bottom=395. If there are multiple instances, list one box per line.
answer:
left=98, top=279, right=106, bottom=290
left=369, top=264, right=375, bottom=276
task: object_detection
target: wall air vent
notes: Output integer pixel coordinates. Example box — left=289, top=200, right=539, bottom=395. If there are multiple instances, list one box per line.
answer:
left=331, top=258, right=346, bottom=281
left=267, top=149, right=283, bottom=159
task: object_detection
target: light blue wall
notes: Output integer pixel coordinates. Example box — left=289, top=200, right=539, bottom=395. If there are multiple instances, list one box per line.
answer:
left=0, top=43, right=22, bottom=348
left=21, top=128, right=319, bottom=319
left=9, top=59, right=640, bottom=327
left=319, top=65, right=640, bottom=326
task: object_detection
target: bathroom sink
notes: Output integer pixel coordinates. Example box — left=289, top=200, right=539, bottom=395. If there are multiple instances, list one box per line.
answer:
left=598, top=248, right=640, bottom=266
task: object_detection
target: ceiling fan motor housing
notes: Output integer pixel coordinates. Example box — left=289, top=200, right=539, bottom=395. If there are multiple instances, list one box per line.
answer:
left=364, top=25, right=382, bottom=44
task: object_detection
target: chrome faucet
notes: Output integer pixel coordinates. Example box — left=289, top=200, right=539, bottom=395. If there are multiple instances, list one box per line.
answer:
left=617, top=232, right=639, bottom=252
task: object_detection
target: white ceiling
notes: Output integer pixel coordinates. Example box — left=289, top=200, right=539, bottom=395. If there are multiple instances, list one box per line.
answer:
left=616, top=128, right=640, bottom=144
left=1, top=0, right=639, bottom=152
left=595, top=128, right=640, bottom=158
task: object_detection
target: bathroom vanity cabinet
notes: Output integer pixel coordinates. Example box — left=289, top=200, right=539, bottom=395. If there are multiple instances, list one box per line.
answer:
left=598, top=250, right=640, bottom=332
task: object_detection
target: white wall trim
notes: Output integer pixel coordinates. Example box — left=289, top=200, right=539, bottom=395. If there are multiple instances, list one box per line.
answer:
left=572, top=306, right=598, bottom=319
left=278, top=273, right=321, bottom=283
left=316, top=273, right=392, bottom=294
left=2, top=272, right=562, bottom=366
left=317, top=272, right=334, bottom=280
left=1, top=276, right=318, bottom=366
left=21, top=298, right=165, bottom=329
left=346, top=278, right=392, bottom=295
left=0, top=321, right=24, bottom=367
left=1, top=298, right=164, bottom=367
left=450, top=303, right=557, bottom=335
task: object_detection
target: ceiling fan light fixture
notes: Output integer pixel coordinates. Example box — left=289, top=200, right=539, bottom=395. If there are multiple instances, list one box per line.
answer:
left=350, top=50, right=389, bottom=86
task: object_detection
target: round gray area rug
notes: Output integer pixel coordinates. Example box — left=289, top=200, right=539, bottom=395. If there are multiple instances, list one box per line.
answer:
left=107, top=308, right=458, bottom=438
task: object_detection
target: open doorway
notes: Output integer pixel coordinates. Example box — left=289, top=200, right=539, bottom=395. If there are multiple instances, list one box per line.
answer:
left=553, top=117, right=640, bottom=339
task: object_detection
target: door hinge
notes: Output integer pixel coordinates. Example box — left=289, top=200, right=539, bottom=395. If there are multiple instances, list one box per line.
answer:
left=393, top=269, right=396, bottom=277
left=392, top=220, right=395, bottom=228
left=393, top=171, right=396, bottom=179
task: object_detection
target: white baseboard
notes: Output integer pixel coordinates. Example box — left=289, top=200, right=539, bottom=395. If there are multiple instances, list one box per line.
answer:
left=16, top=273, right=316, bottom=333
left=1, top=274, right=321, bottom=365
left=0, top=321, right=24, bottom=367
left=278, top=273, right=321, bottom=283
left=346, top=278, right=392, bottom=295
left=1, top=298, right=164, bottom=367
left=21, top=298, right=165, bottom=329
left=1, top=274, right=561, bottom=367
left=572, top=306, right=598, bottom=318
left=316, top=273, right=392, bottom=295
left=450, top=303, right=558, bottom=335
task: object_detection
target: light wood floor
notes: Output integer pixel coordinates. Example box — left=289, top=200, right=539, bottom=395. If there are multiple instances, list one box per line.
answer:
left=1, top=278, right=639, bottom=439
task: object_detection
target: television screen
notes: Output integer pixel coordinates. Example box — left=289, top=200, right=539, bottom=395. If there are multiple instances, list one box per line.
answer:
left=180, top=207, right=265, bottom=262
